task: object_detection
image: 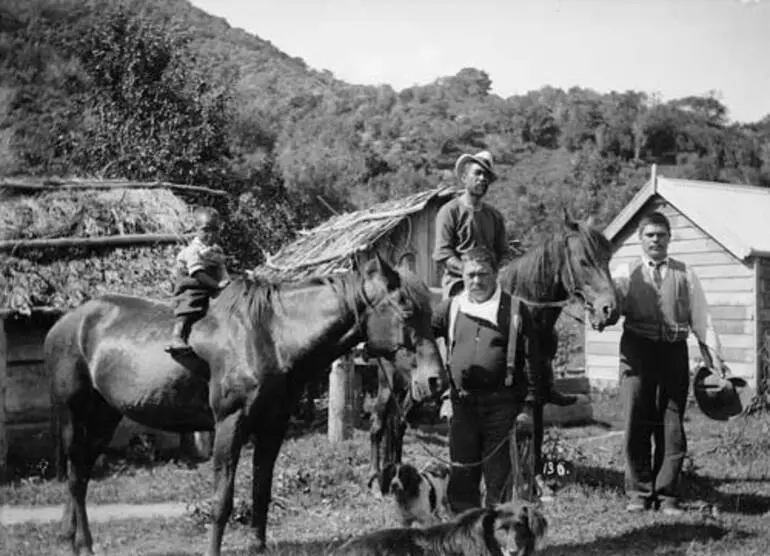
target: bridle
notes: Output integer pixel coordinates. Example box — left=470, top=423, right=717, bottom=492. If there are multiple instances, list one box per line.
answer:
left=357, top=280, right=417, bottom=359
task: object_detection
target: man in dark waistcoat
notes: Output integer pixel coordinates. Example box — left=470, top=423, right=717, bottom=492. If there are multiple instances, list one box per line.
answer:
left=432, top=246, right=544, bottom=513
left=613, top=211, right=725, bottom=515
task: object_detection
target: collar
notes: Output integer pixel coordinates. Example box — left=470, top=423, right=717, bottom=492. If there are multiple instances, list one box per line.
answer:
left=456, top=285, right=502, bottom=325
left=642, top=255, right=668, bottom=268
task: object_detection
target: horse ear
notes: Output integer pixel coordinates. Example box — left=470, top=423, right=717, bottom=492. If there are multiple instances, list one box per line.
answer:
left=563, top=207, right=579, bottom=231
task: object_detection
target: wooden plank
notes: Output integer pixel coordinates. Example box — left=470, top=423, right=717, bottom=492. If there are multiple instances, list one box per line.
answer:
left=700, top=276, right=754, bottom=292
left=586, top=342, right=620, bottom=356
left=585, top=364, right=620, bottom=380
left=720, top=347, right=755, bottom=363
left=0, top=233, right=192, bottom=252
left=586, top=355, right=621, bottom=369
left=0, top=318, right=7, bottom=482
left=704, top=292, right=754, bottom=306
left=692, top=264, right=753, bottom=279
left=675, top=252, right=742, bottom=266
left=712, top=305, right=754, bottom=320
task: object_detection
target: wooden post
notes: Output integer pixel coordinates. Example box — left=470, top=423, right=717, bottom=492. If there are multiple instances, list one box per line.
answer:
left=0, top=317, right=7, bottom=483
left=328, top=353, right=355, bottom=443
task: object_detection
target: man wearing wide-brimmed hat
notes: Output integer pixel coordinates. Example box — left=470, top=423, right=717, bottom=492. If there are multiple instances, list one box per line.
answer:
left=433, top=150, right=509, bottom=300
left=613, top=211, right=726, bottom=516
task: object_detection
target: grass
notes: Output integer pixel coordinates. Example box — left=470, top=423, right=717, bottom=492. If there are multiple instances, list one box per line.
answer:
left=4, top=391, right=770, bottom=555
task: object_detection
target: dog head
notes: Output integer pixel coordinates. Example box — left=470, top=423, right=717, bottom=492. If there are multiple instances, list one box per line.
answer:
left=488, top=502, right=548, bottom=556
left=376, top=462, right=423, bottom=503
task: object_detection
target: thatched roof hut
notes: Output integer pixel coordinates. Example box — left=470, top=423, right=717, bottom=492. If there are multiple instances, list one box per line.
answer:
left=0, top=177, right=227, bottom=315
left=254, top=186, right=458, bottom=286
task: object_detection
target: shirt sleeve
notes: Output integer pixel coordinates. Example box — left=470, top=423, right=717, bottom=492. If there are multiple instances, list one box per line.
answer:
left=186, top=243, right=207, bottom=276
left=687, top=266, right=724, bottom=360
left=432, top=203, right=457, bottom=263
left=494, top=210, right=511, bottom=265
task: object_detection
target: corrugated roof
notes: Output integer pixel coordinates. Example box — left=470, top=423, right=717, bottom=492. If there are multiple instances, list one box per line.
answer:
left=254, top=186, right=457, bottom=280
left=604, top=175, right=770, bottom=260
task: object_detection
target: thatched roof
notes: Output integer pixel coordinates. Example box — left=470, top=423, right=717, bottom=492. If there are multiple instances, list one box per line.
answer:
left=0, top=178, right=213, bottom=316
left=254, top=186, right=458, bottom=281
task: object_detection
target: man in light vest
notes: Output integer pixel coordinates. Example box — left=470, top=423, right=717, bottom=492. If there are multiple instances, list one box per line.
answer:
left=613, top=211, right=724, bottom=515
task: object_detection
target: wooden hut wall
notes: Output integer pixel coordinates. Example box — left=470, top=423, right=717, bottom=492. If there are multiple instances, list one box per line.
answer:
left=585, top=198, right=758, bottom=386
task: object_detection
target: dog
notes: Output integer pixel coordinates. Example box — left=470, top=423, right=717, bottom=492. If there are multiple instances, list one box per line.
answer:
left=330, top=501, right=548, bottom=556
left=369, top=461, right=451, bottom=527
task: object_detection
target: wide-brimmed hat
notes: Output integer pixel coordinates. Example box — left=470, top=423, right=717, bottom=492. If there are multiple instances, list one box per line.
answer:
left=693, top=363, right=748, bottom=421
left=454, top=150, right=497, bottom=181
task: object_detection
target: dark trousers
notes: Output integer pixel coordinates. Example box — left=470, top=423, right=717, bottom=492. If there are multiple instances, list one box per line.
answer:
left=447, top=390, right=519, bottom=513
left=620, top=331, right=689, bottom=503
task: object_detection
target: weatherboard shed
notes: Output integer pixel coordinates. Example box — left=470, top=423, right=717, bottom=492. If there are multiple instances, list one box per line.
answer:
left=585, top=171, right=770, bottom=393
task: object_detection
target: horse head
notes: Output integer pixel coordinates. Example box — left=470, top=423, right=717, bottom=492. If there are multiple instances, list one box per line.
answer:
left=562, top=208, right=619, bottom=331
left=360, top=254, right=443, bottom=400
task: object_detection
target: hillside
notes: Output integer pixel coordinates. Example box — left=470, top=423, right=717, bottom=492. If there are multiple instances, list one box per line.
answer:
left=1, top=0, right=770, bottom=262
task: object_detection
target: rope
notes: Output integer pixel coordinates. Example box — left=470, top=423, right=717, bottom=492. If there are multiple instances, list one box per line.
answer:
left=413, top=427, right=513, bottom=470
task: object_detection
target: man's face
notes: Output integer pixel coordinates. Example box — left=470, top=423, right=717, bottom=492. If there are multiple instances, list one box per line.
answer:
left=462, top=162, right=492, bottom=198
left=463, top=259, right=498, bottom=302
left=640, top=223, right=670, bottom=261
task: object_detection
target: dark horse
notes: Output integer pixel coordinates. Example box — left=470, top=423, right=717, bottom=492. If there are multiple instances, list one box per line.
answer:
left=368, top=210, right=619, bottom=480
left=46, top=255, right=444, bottom=556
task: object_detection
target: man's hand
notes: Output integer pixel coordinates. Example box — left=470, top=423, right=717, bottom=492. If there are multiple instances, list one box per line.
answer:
left=218, top=279, right=231, bottom=289
left=439, top=398, right=453, bottom=421
left=515, top=404, right=534, bottom=436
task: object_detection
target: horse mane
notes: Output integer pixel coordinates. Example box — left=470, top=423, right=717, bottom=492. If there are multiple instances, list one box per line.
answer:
left=208, top=267, right=431, bottom=329
left=209, top=272, right=363, bottom=329
left=499, top=220, right=612, bottom=302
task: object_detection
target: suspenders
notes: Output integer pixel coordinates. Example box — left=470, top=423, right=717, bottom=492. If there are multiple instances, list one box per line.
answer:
left=445, top=293, right=521, bottom=394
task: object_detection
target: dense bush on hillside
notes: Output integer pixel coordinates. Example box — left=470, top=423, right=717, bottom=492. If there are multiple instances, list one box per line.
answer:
left=1, top=0, right=769, bottom=264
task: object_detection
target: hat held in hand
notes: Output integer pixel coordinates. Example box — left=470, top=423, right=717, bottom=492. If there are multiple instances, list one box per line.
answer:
left=693, top=361, right=748, bottom=421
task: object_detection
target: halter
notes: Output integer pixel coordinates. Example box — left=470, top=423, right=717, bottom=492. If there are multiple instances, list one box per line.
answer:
left=357, top=280, right=416, bottom=359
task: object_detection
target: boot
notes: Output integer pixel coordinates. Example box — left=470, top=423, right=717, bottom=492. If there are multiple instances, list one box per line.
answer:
left=545, top=385, right=578, bottom=406
left=165, top=317, right=192, bottom=354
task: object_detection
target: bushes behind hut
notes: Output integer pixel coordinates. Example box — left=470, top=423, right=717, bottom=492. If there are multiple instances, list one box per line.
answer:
left=1, top=188, right=195, bottom=315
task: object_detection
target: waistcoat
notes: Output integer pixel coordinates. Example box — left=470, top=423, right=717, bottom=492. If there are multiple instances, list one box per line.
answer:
left=623, top=257, right=690, bottom=342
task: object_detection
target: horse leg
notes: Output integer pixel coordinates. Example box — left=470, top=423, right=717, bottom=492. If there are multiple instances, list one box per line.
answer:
left=369, top=409, right=384, bottom=476
left=64, top=398, right=122, bottom=554
left=251, top=414, right=291, bottom=552
left=206, top=411, right=245, bottom=556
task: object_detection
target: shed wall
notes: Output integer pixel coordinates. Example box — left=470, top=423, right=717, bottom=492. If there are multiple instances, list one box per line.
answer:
left=586, top=198, right=757, bottom=387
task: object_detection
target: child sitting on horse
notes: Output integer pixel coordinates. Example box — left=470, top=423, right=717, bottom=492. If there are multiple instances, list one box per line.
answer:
left=165, top=206, right=231, bottom=354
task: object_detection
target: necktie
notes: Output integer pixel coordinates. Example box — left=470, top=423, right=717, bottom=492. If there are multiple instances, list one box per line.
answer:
left=651, top=261, right=664, bottom=288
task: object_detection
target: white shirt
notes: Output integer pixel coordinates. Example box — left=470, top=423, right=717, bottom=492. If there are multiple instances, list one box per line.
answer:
left=447, top=285, right=502, bottom=348
left=612, top=256, right=723, bottom=360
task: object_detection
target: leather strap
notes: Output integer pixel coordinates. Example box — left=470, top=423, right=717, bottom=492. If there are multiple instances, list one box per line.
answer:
left=506, top=296, right=521, bottom=386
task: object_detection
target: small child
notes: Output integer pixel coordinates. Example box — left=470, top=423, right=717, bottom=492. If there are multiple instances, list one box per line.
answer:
left=165, top=206, right=231, bottom=354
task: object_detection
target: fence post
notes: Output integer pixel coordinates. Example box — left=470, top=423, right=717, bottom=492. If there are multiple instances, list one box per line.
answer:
left=0, top=317, right=7, bottom=483
left=328, top=353, right=355, bottom=443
